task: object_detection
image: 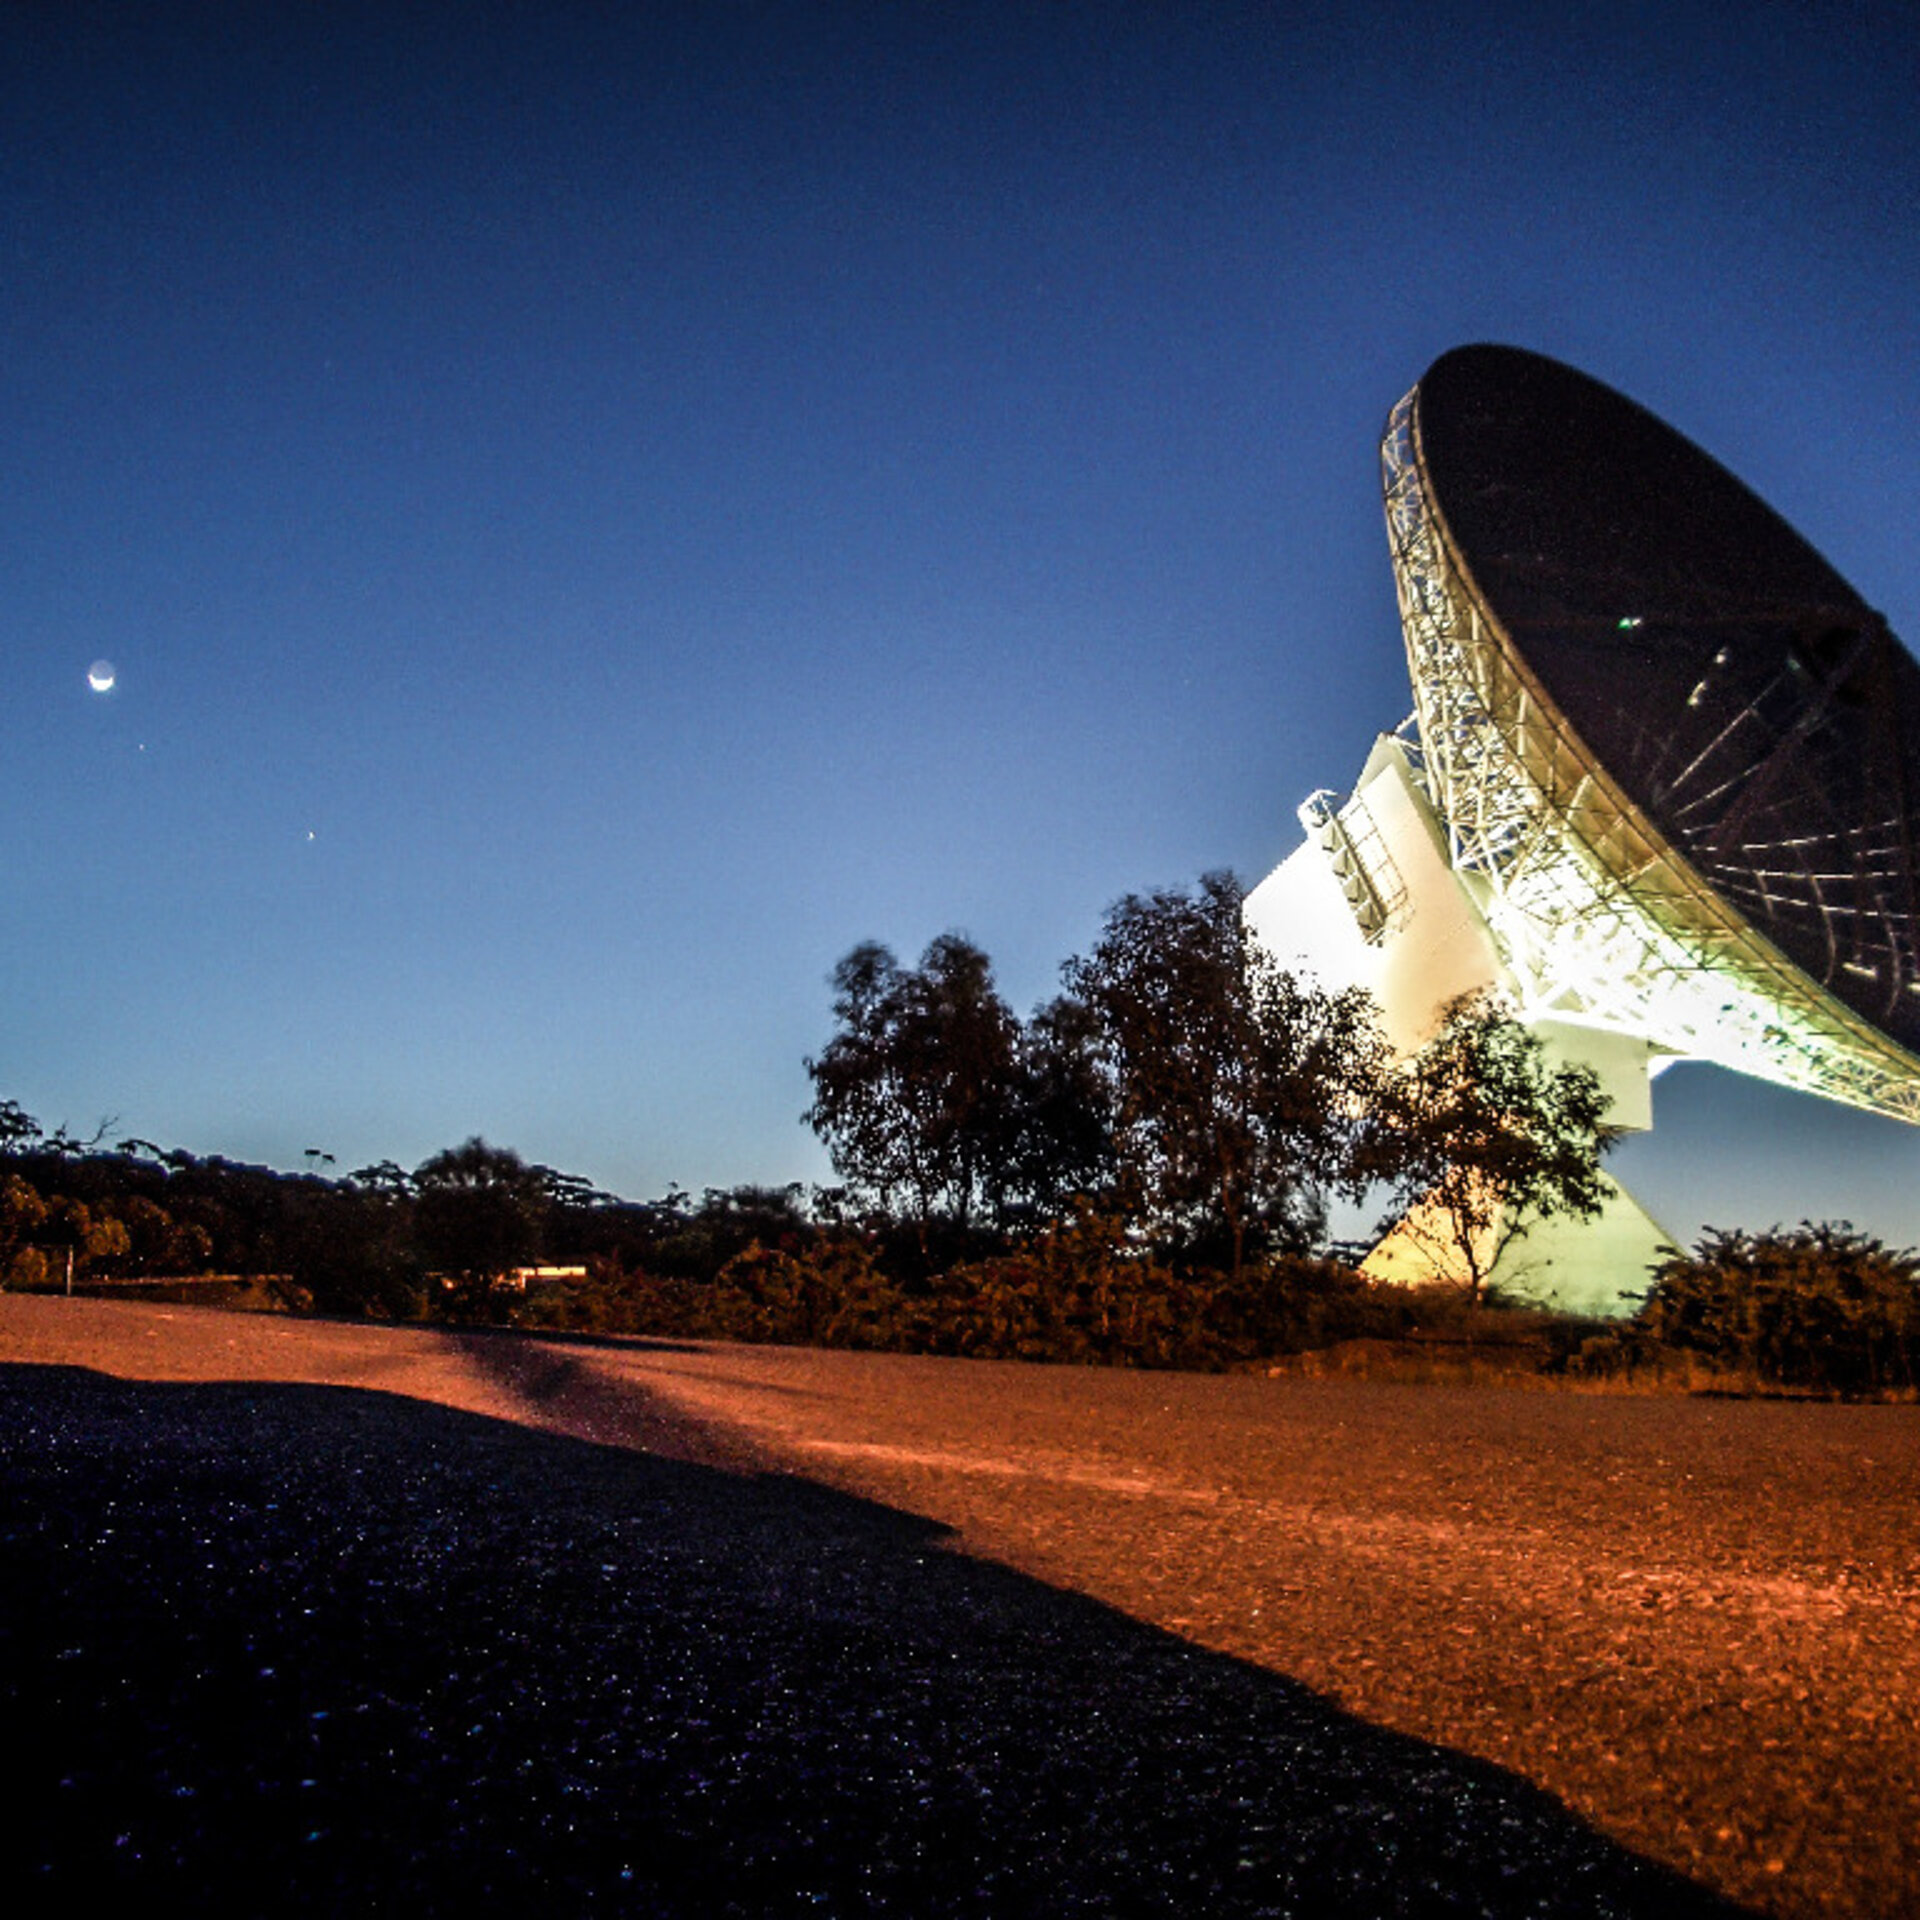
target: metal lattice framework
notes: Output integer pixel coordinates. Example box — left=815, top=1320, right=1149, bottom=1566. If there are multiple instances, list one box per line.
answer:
left=1382, top=387, right=1920, bottom=1123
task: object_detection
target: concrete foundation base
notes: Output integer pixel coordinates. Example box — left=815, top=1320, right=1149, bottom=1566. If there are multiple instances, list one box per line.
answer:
left=1361, top=1171, right=1675, bottom=1318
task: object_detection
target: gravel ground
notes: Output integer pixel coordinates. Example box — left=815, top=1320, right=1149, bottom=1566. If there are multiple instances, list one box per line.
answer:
left=3, top=1299, right=1914, bottom=1916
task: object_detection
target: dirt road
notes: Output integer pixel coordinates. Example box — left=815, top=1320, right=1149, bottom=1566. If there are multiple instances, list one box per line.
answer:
left=4, top=1296, right=1915, bottom=1915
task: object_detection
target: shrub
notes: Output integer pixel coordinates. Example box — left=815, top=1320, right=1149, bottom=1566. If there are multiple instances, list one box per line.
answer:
left=709, top=1237, right=901, bottom=1348
left=4, top=1247, right=53, bottom=1290
left=934, top=1211, right=1187, bottom=1365
left=1632, top=1223, right=1920, bottom=1395
left=520, top=1216, right=1450, bottom=1374
left=931, top=1218, right=1406, bottom=1370
left=1203, top=1254, right=1410, bottom=1360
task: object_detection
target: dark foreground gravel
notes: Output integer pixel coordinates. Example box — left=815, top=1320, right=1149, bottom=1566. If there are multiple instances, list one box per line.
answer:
left=0, top=1310, right=1751, bottom=1918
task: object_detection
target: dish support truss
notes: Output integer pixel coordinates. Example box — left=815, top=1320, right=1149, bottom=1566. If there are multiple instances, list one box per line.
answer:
left=1382, top=387, right=1920, bottom=1125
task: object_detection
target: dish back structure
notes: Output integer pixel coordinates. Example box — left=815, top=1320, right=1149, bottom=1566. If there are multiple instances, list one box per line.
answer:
left=1382, top=346, right=1920, bottom=1123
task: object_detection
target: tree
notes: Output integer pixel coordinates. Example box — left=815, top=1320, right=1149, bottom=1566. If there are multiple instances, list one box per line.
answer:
left=413, top=1138, right=548, bottom=1318
left=638, top=1184, right=817, bottom=1283
left=1063, top=871, right=1384, bottom=1277
left=805, top=935, right=1023, bottom=1234
left=0, top=1100, right=42, bottom=1155
left=0, top=1173, right=49, bottom=1287
left=275, top=1174, right=422, bottom=1319
left=36, top=1196, right=132, bottom=1293
left=999, top=993, right=1115, bottom=1226
left=110, top=1194, right=213, bottom=1278
left=1364, top=991, right=1617, bottom=1301
left=349, top=1160, right=415, bottom=1197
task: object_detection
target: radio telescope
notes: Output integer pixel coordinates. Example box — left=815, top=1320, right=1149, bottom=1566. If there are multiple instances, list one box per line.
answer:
left=1247, top=345, right=1920, bottom=1310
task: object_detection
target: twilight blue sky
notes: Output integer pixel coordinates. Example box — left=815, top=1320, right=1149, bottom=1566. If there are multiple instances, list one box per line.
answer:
left=6, top=1, right=1919, bottom=1247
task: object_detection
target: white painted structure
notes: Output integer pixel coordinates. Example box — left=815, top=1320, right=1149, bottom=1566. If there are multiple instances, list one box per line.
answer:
left=1247, top=351, right=1920, bottom=1314
left=1245, top=734, right=1672, bottom=1315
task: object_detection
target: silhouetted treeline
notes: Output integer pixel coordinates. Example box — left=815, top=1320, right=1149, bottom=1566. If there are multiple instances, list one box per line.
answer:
left=0, top=1097, right=833, bottom=1321
left=6, top=1095, right=1917, bottom=1388
left=7, top=860, right=1916, bottom=1389
left=0, top=869, right=1619, bottom=1346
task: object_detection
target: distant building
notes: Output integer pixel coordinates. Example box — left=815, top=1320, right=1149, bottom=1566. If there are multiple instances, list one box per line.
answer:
left=503, top=1265, right=588, bottom=1291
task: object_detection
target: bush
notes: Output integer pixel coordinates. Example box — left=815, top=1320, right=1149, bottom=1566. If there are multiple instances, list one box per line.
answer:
left=503, top=1213, right=1574, bottom=1375
left=708, top=1237, right=901, bottom=1348
left=1631, top=1223, right=1920, bottom=1395
left=1202, top=1254, right=1412, bottom=1360
left=4, top=1247, right=53, bottom=1291
left=547, top=1213, right=1400, bottom=1372
left=933, top=1212, right=1187, bottom=1365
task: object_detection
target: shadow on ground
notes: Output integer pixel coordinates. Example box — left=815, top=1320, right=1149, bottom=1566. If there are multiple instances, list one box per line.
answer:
left=0, top=1361, right=1746, bottom=1917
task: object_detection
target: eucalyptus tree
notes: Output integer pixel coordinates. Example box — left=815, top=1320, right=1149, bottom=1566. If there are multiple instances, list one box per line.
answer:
left=1064, top=871, right=1384, bottom=1277
left=1000, top=992, right=1116, bottom=1226
left=412, top=1137, right=549, bottom=1316
left=1363, top=990, right=1617, bottom=1301
left=805, top=934, right=1023, bottom=1234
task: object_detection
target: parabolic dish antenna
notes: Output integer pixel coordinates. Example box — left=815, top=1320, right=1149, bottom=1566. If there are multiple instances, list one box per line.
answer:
left=1248, top=344, right=1920, bottom=1306
left=1391, top=344, right=1920, bottom=1118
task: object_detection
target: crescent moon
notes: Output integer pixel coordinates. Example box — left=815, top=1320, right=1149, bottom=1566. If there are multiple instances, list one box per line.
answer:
left=88, top=660, right=116, bottom=692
